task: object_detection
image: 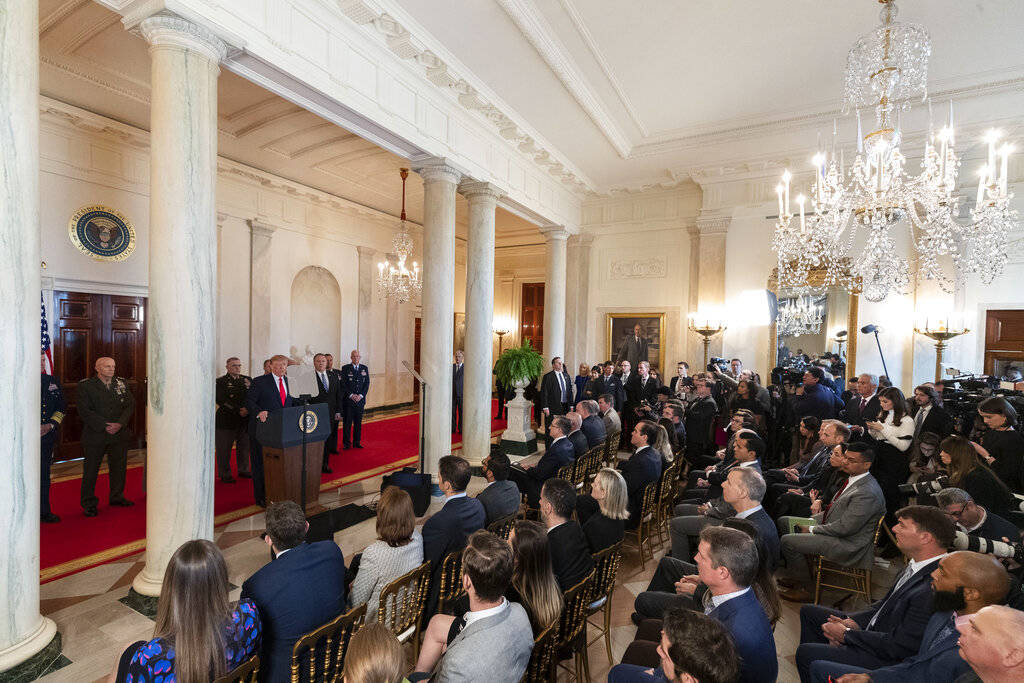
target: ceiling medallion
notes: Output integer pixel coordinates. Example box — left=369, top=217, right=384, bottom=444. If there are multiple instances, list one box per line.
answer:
left=772, top=0, right=1019, bottom=302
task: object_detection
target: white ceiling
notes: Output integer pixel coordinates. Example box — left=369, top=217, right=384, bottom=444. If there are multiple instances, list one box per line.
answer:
left=394, top=0, right=1024, bottom=190
left=37, top=0, right=543, bottom=244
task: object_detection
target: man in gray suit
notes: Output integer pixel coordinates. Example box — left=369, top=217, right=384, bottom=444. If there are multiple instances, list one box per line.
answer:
left=413, top=530, right=533, bottom=682
left=776, top=441, right=885, bottom=602
left=475, top=453, right=520, bottom=525
left=617, top=323, right=650, bottom=369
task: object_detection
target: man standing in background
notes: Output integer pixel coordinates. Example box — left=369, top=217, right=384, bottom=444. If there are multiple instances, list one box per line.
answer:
left=40, top=352, right=65, bottom=523
left=452, top=350, right=465, bottom=433
left=324, top=353, right=343, bottom=457
left=341, top=349, right=369, bottom=449
left=215, top=357, right=251, bottom=483
left=77, top=356, right=135, bottom=517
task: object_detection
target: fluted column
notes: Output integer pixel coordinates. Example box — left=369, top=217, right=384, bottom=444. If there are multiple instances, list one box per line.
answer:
left=0, top=0, right=59, bottom=671
left=459, top=181, right=505, bottom=463
left=413, top=160, right=463, bottom=477
left=540, top=226, right=570, bottom=362
left=356, top=246, right=378, bottom=357
left=133, top=14, right=226, bottom=597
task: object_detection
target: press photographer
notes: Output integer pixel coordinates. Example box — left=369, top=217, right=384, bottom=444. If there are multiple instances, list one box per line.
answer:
left=936, top=488, right=1021, bottom=547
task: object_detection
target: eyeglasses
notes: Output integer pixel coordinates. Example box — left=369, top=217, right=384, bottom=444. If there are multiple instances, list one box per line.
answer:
left=943, top=504, right=968, bottom=519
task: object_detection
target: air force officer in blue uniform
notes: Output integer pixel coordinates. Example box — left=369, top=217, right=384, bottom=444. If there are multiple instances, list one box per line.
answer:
left=246, top=354, right=294, bottom=507
left=341, top=349, right=369, bottom=449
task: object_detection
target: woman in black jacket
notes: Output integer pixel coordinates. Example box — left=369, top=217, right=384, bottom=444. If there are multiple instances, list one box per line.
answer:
left=940, top=434, right=1015, bottom=517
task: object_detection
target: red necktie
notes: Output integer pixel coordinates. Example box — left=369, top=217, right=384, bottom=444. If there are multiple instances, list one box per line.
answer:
left=823, top=478, right=849, bottom=521
left=278, top=377, right=286, bottom=406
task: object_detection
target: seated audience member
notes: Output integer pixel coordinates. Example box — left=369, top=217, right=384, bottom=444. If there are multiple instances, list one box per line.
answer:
left=565, top=410, right=589, bottom=458
left=975, top=396, right=1024, bottom=493
left=475, top=452, right=520, bottom=525
left=794, top=505, right=956, bottom=681
left=598, top=393, right=622, bottom=435
left=342, top=622, right=405, bottom=683
left=507, top=520, right=564, bottom=634
left=576, top=467, right=630, bottom=552
left=113, top=539, right=262, bottom=683
left=620, top=420, right=664, bottom=527
left=776, top=441, right=886, bottom=601
left=608, top=608, right=741, bottom=683
left=684, top=376, right=719, bottom=466
left=955, top=604, right=1024, bottom=682
left=540, top=477, right=594, bottom=590
left=791, top=415, right=823, bottom=466
left=509, top=416, right=575, bottom=506
left=810, top=551, right=1010, bottom=683
left=935, top=487, right=1021, bottom=545
left=669, top=466, right=778, bottom=567
left=773, top=442, right=849, bottom=520
left=242, top=501, right=345, bottom=683
left=765, top=420, right=849, bottom=495
left=727, top=377, right=767, bottom=423
left=348, top=486, right=423, bottom=621
left=412, top=531, right=533, bottom=682
left=653, top=423, right=676, bottom=464
left=680, top=431, right=763, bottom=507
left=423, top=455, right=486, bottom=615
left=909, top=430, right=943, bottom=483
left=791, top=367, right=844, bottom=421
left=940, top=434, right=1016, bottom=517
left=577, top=398, right=607, bottom=447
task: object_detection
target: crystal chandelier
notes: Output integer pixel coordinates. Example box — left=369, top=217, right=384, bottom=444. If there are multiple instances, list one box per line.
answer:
left=773, top=0, right=1019, bottom=302
left=777, top=296, right=824, bottom=337
left=376, top=168, right=422, bottom=304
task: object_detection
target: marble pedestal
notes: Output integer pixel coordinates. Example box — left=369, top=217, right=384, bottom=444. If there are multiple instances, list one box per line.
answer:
left=500, top=386, right=538, bottom=458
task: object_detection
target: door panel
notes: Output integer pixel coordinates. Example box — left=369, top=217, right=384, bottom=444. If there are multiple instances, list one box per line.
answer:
left=520, top=282, right=545, bottom=354
left=984, top=310, right=1024, bottom=377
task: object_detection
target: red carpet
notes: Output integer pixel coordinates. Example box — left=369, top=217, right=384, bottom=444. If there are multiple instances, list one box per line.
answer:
left=41, top=403, right=507, bottom=582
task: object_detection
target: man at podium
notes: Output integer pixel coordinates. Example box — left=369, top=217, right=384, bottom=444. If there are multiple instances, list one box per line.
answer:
left=246, top=354, right=294, bottom=507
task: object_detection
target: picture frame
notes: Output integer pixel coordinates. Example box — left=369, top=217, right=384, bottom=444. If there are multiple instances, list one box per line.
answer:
left=606, top=312, right=667, bottom=373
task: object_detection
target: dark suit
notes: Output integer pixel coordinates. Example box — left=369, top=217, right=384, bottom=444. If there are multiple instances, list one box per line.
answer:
left=246, top=373, right=294, bottom=505
left=509, top=436, right=575, bottom=505
left=422, top=495, right=486, bottom=615
left=568, top=429, right=589, bottom=459
left=965, top=509, right=1020, bottom=544
left=616, top=334, right=650, bottom=369
left=77, top=376, right=135, bottom=510
left=581, top=413, right=607, bottom=448
left=745, top=507, right=781, bottom=570
left=216, top=373, right=252, bottom=480
left=548, top=521, right=594, bottom=591
left=911, top=404, right=954, bottom=439
left=40, top=372, right=66, bottom=516
left=684, top=395, right=718, bottom=461
left=240, top=541, right=346, bottom=683
left=796, top=555, right=943, bottom=682
left=669, top=375, right=692, bottom=396
left=710, top=589, right=778, bottom=683
left=476, top=480, right=520, bottom=525
left=619, top=446, right=662, bottom=527
left=601, top=373, right=625, bottom=412
left=327, top=367, right=344, bottom=452
left=452, top=362, right=464, bottom=432
left=791, top=383, right=844, bottom=421
left=841, top=394, right=882, bottom=433
left=539, top=369, right=573, bottom=441
left=340, top=363, right=369, bottom=447
left=809, top=611, right=970, bottom=683
left=313, top=369, right=340, bottom=468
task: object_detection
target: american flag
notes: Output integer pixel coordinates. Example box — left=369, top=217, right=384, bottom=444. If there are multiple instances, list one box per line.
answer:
left=41, top=293, right=53, bottom=375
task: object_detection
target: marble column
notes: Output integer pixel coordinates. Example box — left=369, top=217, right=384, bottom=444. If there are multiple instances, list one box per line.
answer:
left=356, top=246, right=378, bottom=359
left=0, top=0, right=59, bottom=671
left=694, top=213, right=731, bottom=360
left=565, top=233, right=594, bottom=368
left=540, top=226, right=570, bottom=362
left=413, top=160, right=463, bottom=478
left=459, top=181, right=504, bottom=464
left=248, top=219, right=276, bottom=373
left=133, top=14, right=227, bottom=597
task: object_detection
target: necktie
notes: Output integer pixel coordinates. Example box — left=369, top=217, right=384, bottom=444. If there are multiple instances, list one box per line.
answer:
left=860, top=396, right=867, bottom=412
left=867, top=564, right=914, bottom=629
left=278, top=377, right=286, bottom=406
left=446, top=614, right=468, bottom=645
left=557, top=372, right=566, bottom=402
left=823, top=478, right=849, bottom=521
left=915, top=407, right=926, bottom=435
left=319, top=372, right=326, bottom=389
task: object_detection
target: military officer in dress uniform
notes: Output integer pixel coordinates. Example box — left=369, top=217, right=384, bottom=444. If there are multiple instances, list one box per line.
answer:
left=324, top=352, right=343, bottom=457
left=215, top=357, right=252, bottom=483
left=341, top=349, right=369, bottom=449
left=77, top=356, right=135, bottom=517
left=41, top=352, right=66, bottom=523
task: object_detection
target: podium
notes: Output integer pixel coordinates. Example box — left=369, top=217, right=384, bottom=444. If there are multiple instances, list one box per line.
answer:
left=252, top=403, right=330, bottom=512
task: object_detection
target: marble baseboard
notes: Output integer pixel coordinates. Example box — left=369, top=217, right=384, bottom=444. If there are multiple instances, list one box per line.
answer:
left=500, top=437, right=537, bottom=456
left=0, top=633, right=68, bottom=683
left=119, top=589, right=159, bottom=620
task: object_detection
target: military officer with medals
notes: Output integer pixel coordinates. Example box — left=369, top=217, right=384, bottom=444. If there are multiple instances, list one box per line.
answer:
left=341, top=349, right=369, bottom=449
left=77, top=356, right=135, bottom=517
left=215, top=357, right=252, bottom=483
left=41, top=352, right=66, bottom=523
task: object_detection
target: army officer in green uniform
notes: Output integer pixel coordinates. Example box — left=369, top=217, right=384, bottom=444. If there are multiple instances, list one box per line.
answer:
left=77, top=356, right=135, bottom=517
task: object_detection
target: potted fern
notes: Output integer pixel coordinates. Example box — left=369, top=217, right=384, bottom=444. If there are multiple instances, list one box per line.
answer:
left=494, top=339, right=544, bottom=394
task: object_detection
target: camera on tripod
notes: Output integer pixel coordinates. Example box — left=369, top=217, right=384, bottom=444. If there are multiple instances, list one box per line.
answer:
left=898, top=476, right=950, bottom=496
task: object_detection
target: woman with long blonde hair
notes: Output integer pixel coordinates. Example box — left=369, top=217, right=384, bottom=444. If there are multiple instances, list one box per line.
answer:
left=343, top=623, right=405, bottom=683
left=508, top=520, right=564, bottom=634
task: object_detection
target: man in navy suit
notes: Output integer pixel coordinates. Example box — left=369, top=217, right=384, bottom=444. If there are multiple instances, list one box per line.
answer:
left=576, top=399, right=607, bottom=447
left=791, top=367, right=845, bottom=421
left=600, top=361, right=625, bottom=412
left=246, top=354, right=294, bottom=507
left=509, top=415, right=575, bottom=506
left=312, top=353, right=340, bottom=473
left=451, top=350, right=464, bottom=433
left=340, top=349, right=369, bottom=449
left=794, top=505, right=957, bottom=682
left=423, top=455, right=485, bottom=615
left=565, top=412, right=589, bottom=459
left=475, top=452, right=521, bottom=525
left=620, top=420, right=663, bottom=528
left=809, top=550, right=1010, bottom=683
left=241, top=501, right=346, bottom=683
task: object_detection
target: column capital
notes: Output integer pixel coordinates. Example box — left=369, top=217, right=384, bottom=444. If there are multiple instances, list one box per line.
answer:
left=458, top=180, right=506, bottom=203
left=539, top=225, right=570, bottom=242
left=413, top=158, right=464, bottom=186
left=139, top=13, right=228, bottom=63
left=569, top=233, right=595, bottom=247
left=356, top=245, right=380, bottom=258
left=247, top=218, right=277, bottom=238
left=695, top=212, right=731, bottom=235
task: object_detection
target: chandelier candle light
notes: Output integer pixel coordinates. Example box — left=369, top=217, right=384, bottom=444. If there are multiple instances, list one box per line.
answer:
left=777, top=295, right=824, bottom=338
left=688, top=312, right=727, bottom=368
left=493, top=321, right=511, bottom=356
left=773, top=0, right=1019, bottom=302
left=376, top=168, right=422, bottom=304
left=913, top=313, right=968, bottom=382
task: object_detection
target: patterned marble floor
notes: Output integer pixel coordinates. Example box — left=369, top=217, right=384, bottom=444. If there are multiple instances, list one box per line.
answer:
left=34, top=451, right=901, bottom=682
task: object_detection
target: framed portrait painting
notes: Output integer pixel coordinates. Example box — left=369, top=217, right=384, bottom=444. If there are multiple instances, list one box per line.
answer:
left=606, top=312, right=666, bottom=372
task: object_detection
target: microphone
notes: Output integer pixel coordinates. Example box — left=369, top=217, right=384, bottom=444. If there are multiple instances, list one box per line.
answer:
left=860, top=324, right=880, bottom=334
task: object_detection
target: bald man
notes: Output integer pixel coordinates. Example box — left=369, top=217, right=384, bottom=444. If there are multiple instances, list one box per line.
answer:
left=810, top=551, right=1011, bottom=683
left=77, top=357, right=135, bottom=516
left=955, top=604, right=1024, bottom=682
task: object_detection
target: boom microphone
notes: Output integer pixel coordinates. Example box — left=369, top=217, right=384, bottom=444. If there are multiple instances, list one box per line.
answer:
left=860, top=324, right=880, bottom=334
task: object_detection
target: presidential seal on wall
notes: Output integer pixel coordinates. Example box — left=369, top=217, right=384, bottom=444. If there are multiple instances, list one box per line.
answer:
left=68, top=205, right=136, bottom=261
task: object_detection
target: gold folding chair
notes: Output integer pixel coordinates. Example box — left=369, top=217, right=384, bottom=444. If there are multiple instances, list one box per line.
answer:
left=604, top=430, right=621, bottom=467
left=436, top=550, right=466, bottom=615
left=289, top=603, right=366, bottom=683
left=556, top=570, right=595, bottom=682
left=655, top=462, right=680, bottom=547
left=520, top=619, right=558, bottom=683
left=813, top=516, right=886, bottom=606
left=623, top=482, right=659, bottom=570
left=586, top=541, right=623, bottom=663
left=378, top=561, right=431, bottom=661
left=487, top=512, right=517, bottom=540
left=214, top=654, right=260, bottom=683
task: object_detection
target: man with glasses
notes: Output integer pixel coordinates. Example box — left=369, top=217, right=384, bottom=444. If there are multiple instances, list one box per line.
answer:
left=935, top=488, right=1020, bottom=546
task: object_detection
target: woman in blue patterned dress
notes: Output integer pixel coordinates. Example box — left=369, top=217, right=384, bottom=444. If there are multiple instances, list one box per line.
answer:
left=113, top=539, right=261, bottom=683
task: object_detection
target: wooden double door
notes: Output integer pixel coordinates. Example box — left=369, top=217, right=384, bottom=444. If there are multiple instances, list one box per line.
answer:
left=52, top=291, right=147, bottom=462
left=985, top=309, right=1024, bottom=377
